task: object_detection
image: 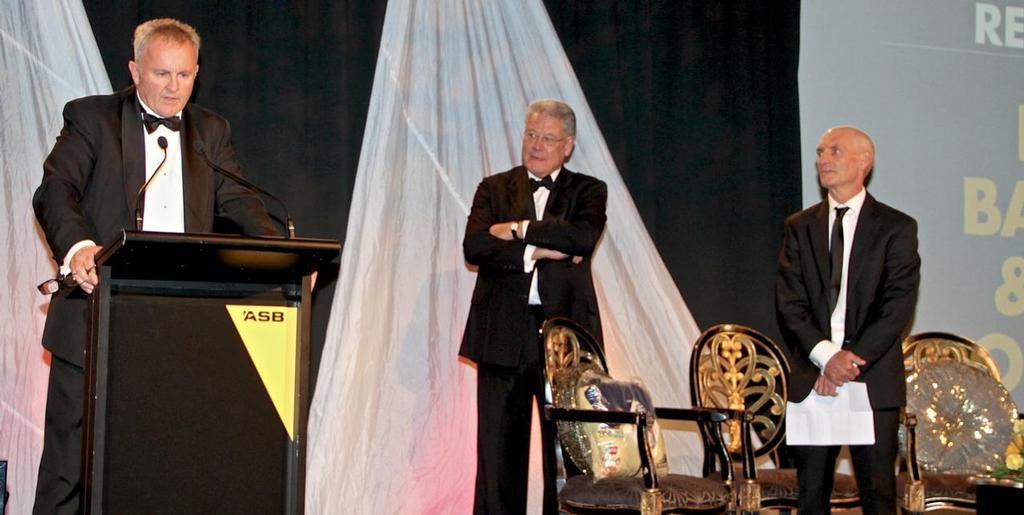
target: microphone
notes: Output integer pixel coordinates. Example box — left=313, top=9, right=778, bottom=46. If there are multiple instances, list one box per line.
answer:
left=134, top=136, right=169, bottom=230
left=193, top=140, right=295, bottom=238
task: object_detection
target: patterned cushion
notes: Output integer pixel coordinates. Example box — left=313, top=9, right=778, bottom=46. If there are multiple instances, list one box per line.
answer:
left=708, top=467, right=859, bottom=504
left=570, top=371, right=669, bottom=478
left=904, top=361, right=1017, bottom=474
left=757, top=468, right=859, bottom=504
left=898, top=471, right=976, bottom=504
left=561, top=474, right=729, bottom=511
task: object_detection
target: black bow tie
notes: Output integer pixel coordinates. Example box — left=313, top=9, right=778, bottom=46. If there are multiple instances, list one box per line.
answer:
left=529, top=175, right=556, bottom=192
left=142, top=112, right=181, bottom=133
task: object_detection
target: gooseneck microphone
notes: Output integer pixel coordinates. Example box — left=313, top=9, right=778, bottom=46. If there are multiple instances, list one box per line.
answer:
left=134, top=136, right=169, bottom=230
left=193, top=140, right=295, bottom=238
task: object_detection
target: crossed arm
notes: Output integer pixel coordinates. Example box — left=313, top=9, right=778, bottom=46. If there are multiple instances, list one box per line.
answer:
left=463, top=176, right=607, bottom=271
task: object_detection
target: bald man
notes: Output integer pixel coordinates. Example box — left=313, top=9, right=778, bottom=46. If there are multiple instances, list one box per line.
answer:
left=775, top=126, right=920, bottom=515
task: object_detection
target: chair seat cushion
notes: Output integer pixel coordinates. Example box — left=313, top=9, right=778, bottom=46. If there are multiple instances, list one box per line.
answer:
left=755, top=468, right=859, bottom=504
left=708, top=468, right=859, bottom=505
left=561, top=473, right=729, bottom=511
left=898, top=471, right=977, bottom=504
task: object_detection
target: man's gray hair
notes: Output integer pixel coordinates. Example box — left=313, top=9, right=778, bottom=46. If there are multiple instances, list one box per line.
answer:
left=133, top=18, right=201, bottom=63
left=526, top=99, right=576, bottom=137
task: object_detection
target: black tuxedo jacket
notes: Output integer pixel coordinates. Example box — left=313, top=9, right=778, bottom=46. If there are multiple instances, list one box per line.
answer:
left=775, top=193, right=920, bottom=409
left=460, top=166, right=607, bottom=367
left=33, top=86, right=279, bottom=366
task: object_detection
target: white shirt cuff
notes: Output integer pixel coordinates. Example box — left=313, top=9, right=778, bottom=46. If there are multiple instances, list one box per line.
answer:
left=809, top=339, right=842, bottom=371
left=60, top=240, right=97, bottom=275
left=523, top=244, right=538, bottom=273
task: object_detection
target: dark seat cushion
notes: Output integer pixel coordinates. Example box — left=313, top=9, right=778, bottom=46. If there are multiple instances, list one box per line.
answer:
left=897, top=471, right=976, bottom=505
left=708, top=467, right=859, bottom=506
left=754, top=468, right=859, bottom=504
left=561, top=473, right=729, bottom=511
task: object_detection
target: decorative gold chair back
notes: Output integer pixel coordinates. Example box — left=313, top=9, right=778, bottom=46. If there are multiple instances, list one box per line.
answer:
left=541, top=318, right=611, bottom=479
left=901, top=331, right=1016, bottom=477
left=903, top=331, right=1001, bottom=380
left=543, top=319, right=608, bottom=407
left=690, top=324, right=789, bottom=462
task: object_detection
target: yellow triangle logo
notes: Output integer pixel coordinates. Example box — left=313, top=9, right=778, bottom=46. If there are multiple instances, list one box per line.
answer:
left=225, top=305, right=298, bottom=439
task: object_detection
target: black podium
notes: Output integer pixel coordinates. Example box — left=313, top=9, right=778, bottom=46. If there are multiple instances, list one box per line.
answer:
left=82, top=231, right=340, bottom=515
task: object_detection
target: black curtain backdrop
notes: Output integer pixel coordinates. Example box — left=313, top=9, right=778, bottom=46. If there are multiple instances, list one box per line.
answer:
left=543, top=1, right=803, bottom=342
left=81, top=1, right=801, bottom=385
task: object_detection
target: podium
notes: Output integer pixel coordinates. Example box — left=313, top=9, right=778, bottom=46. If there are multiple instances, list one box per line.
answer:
left=82, top=231, right=340, bottom=514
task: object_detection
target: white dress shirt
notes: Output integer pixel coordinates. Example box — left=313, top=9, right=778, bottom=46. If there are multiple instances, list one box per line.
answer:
left=521, top=168, right=561, bottom=305
left=138, top=97, right=185, bottom=233
left=809, top=188, right=867, bottom=370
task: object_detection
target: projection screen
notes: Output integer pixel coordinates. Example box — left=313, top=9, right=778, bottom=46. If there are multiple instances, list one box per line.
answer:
left=800, top=1, right=1024, bottom=403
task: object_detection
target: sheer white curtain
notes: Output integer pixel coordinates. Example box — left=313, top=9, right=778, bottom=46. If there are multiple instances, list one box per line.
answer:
left=0, top=2, right=110, bottom=512
left=306, top=1, right=703, bottom=512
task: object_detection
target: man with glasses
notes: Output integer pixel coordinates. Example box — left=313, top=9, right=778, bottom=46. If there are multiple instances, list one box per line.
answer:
left=460, top=99, right=608, bottom=514
left=32, top=18, right=277, bottom=513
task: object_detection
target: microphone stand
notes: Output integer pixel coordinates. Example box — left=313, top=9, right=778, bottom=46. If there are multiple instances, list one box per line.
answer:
left=134, top=136, right=169, bottom=230
left=193, top=140, right=295, bottom=238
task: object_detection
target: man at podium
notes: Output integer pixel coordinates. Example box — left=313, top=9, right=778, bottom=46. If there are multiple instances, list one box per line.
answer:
left=31, top=18, right=278, bottom=514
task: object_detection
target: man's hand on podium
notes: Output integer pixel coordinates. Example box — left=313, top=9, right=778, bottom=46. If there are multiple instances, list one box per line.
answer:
left=70, top=245, right=103, bottom=294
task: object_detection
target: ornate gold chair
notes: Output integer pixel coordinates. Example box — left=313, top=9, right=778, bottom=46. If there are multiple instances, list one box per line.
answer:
left=689, top=323, right=860, bottom=511
left=900, top=332, right=1020, bottom=513
left=540, top=317, right=753, bottom=514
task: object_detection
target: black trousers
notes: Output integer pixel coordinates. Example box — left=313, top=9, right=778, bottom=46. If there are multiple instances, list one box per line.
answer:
left=473, top=307, right=558, bottom=515
left=791, top=407, right=901, bottom=515
left=34, top=355, right=85, bottom=515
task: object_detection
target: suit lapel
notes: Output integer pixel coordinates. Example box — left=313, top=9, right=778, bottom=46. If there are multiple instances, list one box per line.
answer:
left=180, top=106, right=209, bottom=232
left=121, top=91, right=145, bottom=223
left=542, top=167, right=574, bottom=220
left=510, top=167, right=536, bottom=220
left=808, top=202, right=831, bottom=300
left=846, top=193, right=879, bottom=313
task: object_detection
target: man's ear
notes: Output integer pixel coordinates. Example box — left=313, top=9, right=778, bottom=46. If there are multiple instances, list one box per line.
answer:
left=858, top=151, right=872, bottom=175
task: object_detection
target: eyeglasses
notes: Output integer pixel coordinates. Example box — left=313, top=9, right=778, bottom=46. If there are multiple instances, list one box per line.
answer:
left=523, top=130, right=569, bottom=148
left=36, top=266, right=95, bottom=295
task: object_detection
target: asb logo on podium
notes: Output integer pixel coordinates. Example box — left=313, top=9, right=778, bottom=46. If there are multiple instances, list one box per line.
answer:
left=226, top=305, right=298, bottom=439
left=241, top=310, right=286, bottom=322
